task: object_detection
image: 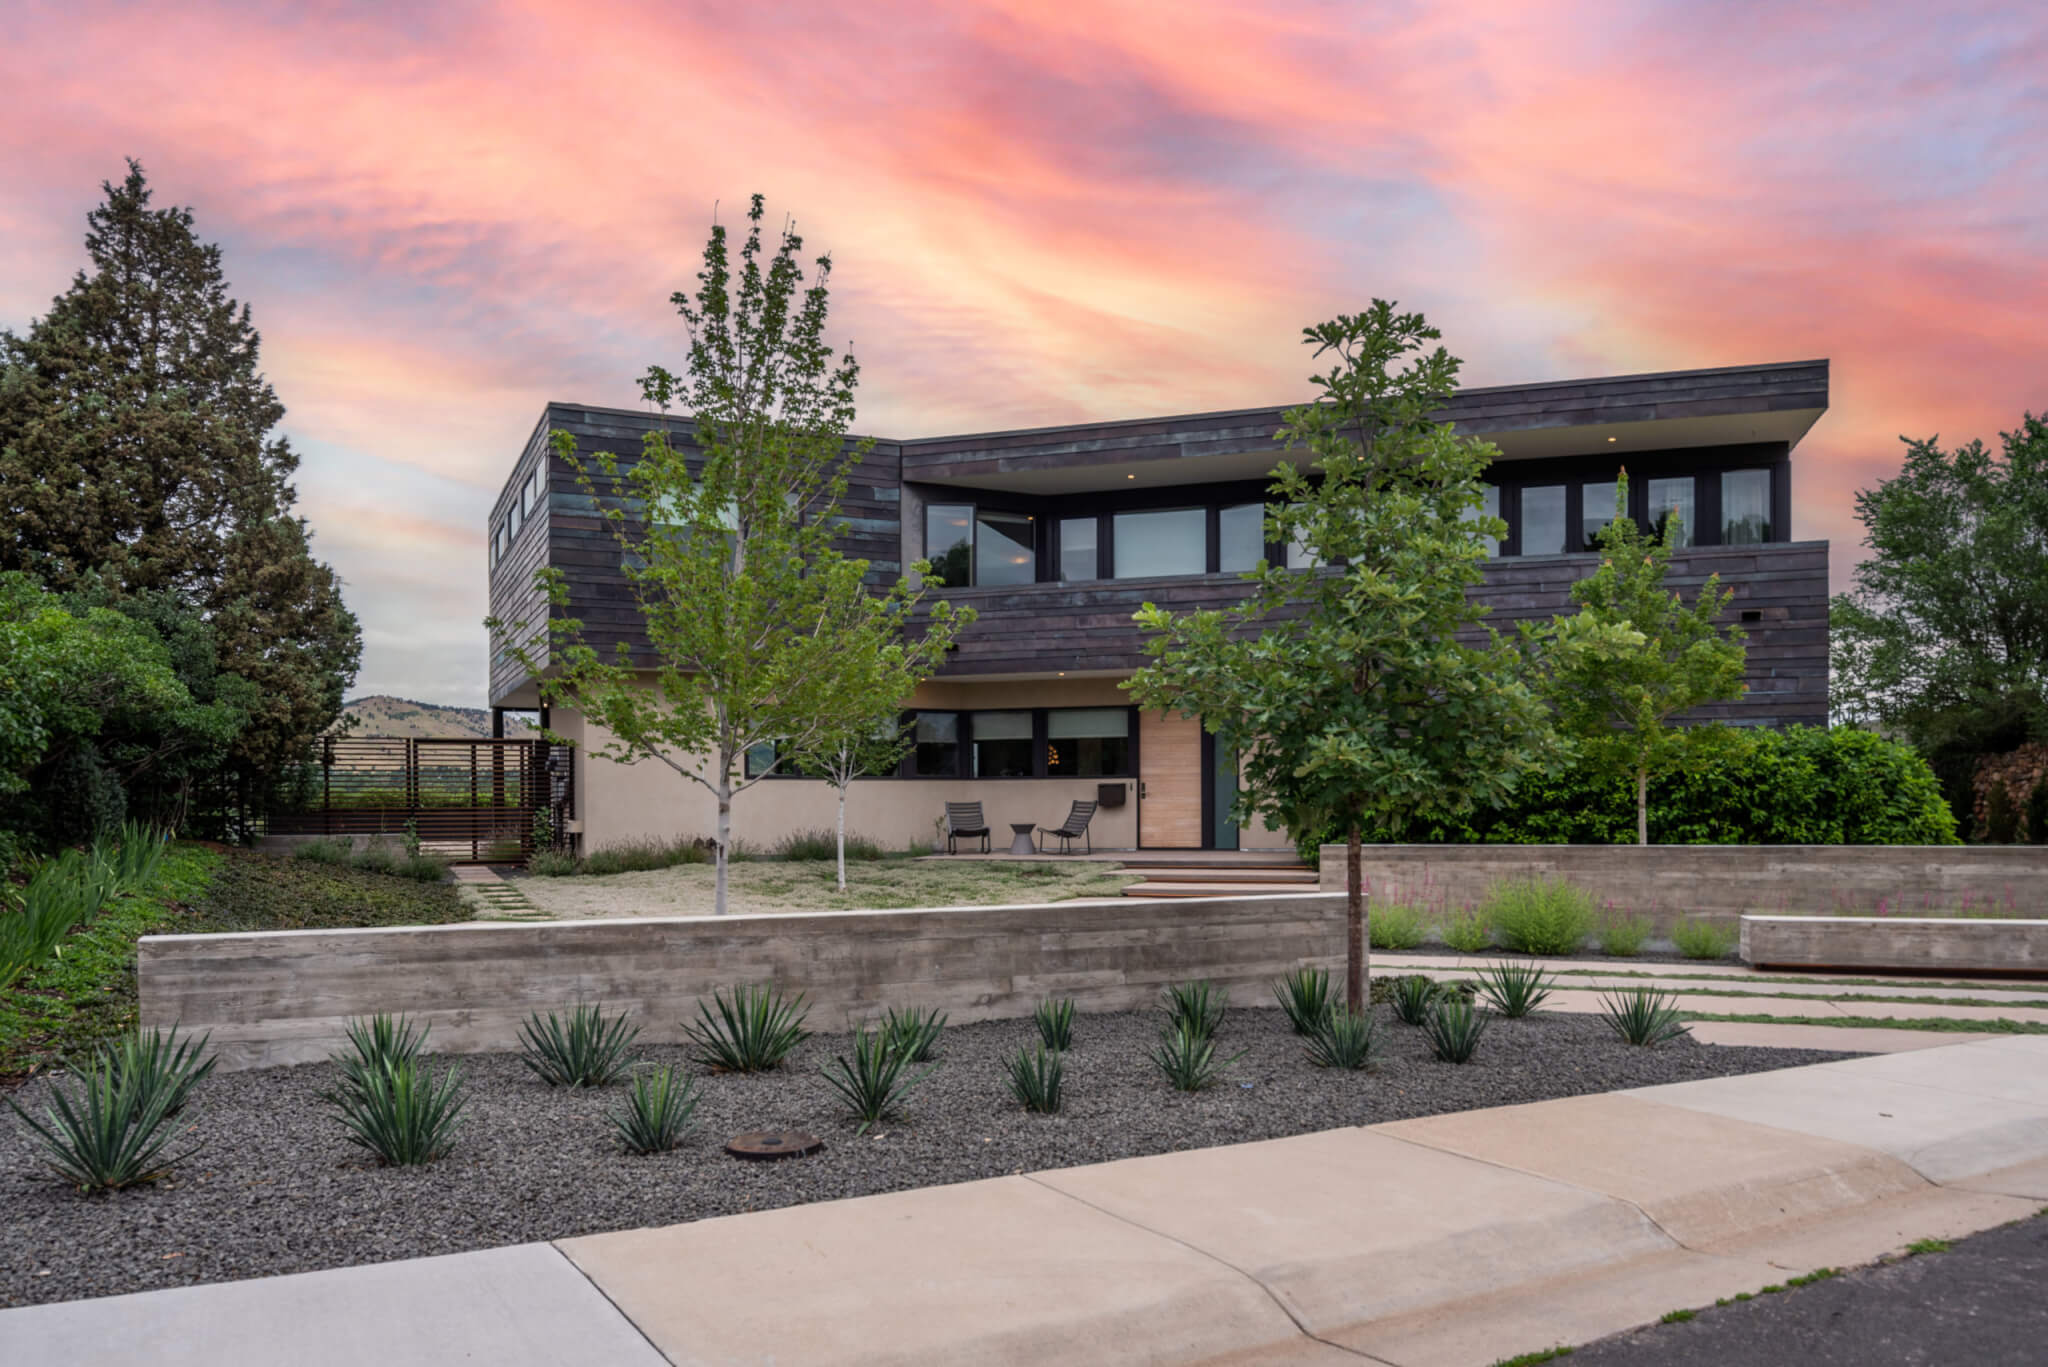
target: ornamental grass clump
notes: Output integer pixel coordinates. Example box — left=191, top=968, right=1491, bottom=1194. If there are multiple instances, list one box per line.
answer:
left=1484, top=877, right=1594, bottom=956
left=880, top=1005, right=946, bottom=1063
left=1596, top=913, right=1652, bottom=957
left=1006, top=1043, right=1064, bottom=1113
left=1671, top=918, right=1738, bottom=960
left=1034, top=996, right=1075, bottom=1051
left=1161, top=979, right=1226, bottom=1042
left=1600, top=987, right=1689, bottom=1046
left=612, top=1065, right=699, bottom=1154
left=519, top=1003, right=640, bottom=1087
left=1474, top=961, right=1554, bottom=1019
left=8, top=1032, right=211, bottom=1192
left=683, top=984, right=810, bottom=1073
left=1441, top=908, right=1493, bottom=954
left=1150, top=1025, right=1242, bottom=1092
left=1423, top=997, right=1489, bottom=1063
left=1303, top=1007, right=1379, bottom=1070
left=822, top=1026, right=934, bottom=1134
left=1369, top=903, right=1426, bottom=951
left=104, top=1026, right=216, bottom=1117
left=1273, top=965, right=1334, bottom=1035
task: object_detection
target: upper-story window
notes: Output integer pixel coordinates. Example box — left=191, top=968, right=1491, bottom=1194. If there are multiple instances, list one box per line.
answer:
left=1218, top=504, right=1264, bottom=573
left=1582, top=481, right=1619, bottom=550
left=1647, top=477, right=1695, bottom=548
left=924, top=504, right=1037, bottom=586
left=521, top=466, right=544, bottom=518
left=1519, top=485, right=1567, bottom=556
left=1058, top=517, right=1097, bottom=581
left=1113, top=508, right=1205, bottom=578
left=1721, top=469, right=1772, bottom=544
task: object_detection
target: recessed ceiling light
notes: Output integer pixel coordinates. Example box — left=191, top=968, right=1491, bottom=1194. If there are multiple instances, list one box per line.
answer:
left=1057, top=671, right=1066, bottom=676
left=1126, top=474, right=1136, bottom=480
left=1607, top=437, right=1617, bottom=443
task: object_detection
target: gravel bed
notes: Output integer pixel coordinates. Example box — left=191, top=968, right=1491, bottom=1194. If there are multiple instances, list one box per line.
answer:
left=2, top=1006, right=1855, bottom=1308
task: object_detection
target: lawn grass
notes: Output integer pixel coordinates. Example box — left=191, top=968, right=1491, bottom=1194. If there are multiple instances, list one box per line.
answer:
left=1, top=845, right=469, bottom=1085
left=515, top=856, right=1134, bottom=918
left=1678, top=1010, right=2048, bottom=1035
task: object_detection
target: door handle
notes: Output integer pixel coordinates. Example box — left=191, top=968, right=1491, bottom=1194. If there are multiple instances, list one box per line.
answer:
left=1138, top=781, right=1148, bottom=799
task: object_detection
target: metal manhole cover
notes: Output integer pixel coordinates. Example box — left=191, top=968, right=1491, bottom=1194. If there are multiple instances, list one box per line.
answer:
left=726, top=1130, right=824, bottom=1161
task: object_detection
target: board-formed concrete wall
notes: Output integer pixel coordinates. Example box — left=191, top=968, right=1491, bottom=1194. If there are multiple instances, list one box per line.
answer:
left=1321, top=845, right=2048, bottom=931
left=139, top=893, right=1344, bottom=1072
left=1742, top=915, right=2048, bottom=974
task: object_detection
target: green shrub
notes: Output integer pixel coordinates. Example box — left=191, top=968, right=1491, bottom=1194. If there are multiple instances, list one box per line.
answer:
left=519, top=1004, right=640, bottom=1087
left=8, top=1053, right=202, bottom=1192
left=1986, top=781, right=2019, bottom=844
left=683, top=984, right=810, bottom=1073
left=1, top=849, right=118, bottom=992
left=1441, top=908, right=1493, bottom=954
left=526, top=848, right=579, bottom=876
left=822, top=1026, right=934, bottom=1134
left=773, top=828, right=888, bottom=862
left=1423, top=998, right=1489, bottom=1063
left=1150, top=1024, right=1241, bottom=1091
left=611, top=1066, right=698, bottom=1154
left=1272, top=966, right=1334, bottom=1035
left=1671, top=918, right=1738, bottom=960
left=879, top=1005, right=945, bottom=1063
left=391, top=852, right=451, bottom=883
left=1006, top=1044, right=1064, bottom=1113
left=1034, top=996, right=1075, bottom=1050
left=329, top=1058, right=468, bottom=1165
left=1600, top=987, right=1688, bottom=1046
left=1474, top=961, right=1553, bottom=1018
left=1161, top=980, right=1226, bottom=1042
left=1485, top=877, right=1594, bottom=956
left=1369, top=903, right=1427, bottom=950
left=293, top=837, right=353, bottom=866
left=1596, top=913, right=1652, bottom=957
left=1303, top=1007, right=1378, bottom=1070
left=2028, top=777, right=2048, bottom=845
left=578, top=836, right=710, bottom=876
left=1385, top=973, right=1442, bottom=1026
left=103, top=1026, right=215, bottom=1116
left=184, top=849, right=467, bottom=932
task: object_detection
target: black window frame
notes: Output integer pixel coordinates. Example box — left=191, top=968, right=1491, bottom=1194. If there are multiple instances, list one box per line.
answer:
left=1487, top=443, right=1790, bottom=557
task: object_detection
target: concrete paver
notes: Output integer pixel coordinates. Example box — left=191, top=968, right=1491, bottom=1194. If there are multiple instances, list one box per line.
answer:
left=0, top=1243, right=664, bottom=1367
left=1685, top=1021, right=1997, bottom=1052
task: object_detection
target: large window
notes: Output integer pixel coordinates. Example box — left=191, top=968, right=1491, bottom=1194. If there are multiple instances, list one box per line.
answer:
left=1647, top=477, right=1695, bottom=548
left=1218, top=503, right=1265, bottom=573
left=1114, top=508, right=1207, bottom=578
left=1059, top=517, right=1098, bottom=581
left=521, top=467, right=544, bottom=518
left=913, top=712, right=961, bottom=776
left=1046, top=709, right=1131, bottom=776
left=1519, top=485, right=1566, bottom=556
left=975, top=510, right=1036, bottom=585
left=1581, top=480, right=1619, bottom=551
left=971, top=711, right=1034, bottom=777
left=1460, top=485, right=1500, bottom=557
left=925, top=504, right=973, bottom=586
left=1722, top=469, right=1772, bottom=545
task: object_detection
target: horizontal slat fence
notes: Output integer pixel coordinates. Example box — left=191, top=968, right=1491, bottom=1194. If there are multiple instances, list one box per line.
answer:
left=267, top=738, right=556, bottom=863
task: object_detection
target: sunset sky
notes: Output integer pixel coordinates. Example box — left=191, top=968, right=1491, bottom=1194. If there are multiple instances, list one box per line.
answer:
left=3, top=1, right=2043, bottom=706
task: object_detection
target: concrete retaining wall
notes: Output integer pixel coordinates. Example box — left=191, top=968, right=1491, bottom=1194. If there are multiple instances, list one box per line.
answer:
left=1741, top=915, right=2048, bottom=974
left=1321, top=845, right=2048, bottom=931
left=138, top=893, right=1345, bottom=1072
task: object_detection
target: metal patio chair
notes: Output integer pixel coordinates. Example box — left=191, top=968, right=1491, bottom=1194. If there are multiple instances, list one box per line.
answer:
left=944, top=801, right=991, bottom=854
left=1040, top=799, right=1098, bottom=855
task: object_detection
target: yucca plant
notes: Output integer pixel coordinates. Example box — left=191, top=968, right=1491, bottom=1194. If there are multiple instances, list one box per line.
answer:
left=333, top=1013, right=430, bottom=1099
left=1150, top=1024, right=1243, bottom=1092
left=1600, top=987, right=1690, bottom=1046
left=880, top=1005, right=946, bottom=1063
left=7, top=1056, right=201, bottom=1192
left=1473, top=961, right=1553, bottom=1019
left=1161, top=979, right=1226, bottom=1042
left=1423, top=997, right=1489, bottom=1063
left=330, top=1058, right=468, bottom=1165
left=1033, top=996, right=1075, bottom=1051
left=104, top=1027, right=216, bottom=1116
left=611, top=1066, right=699, bottom=1154
left=519, top=1003, right=640, bottom=1087
left=1006, top=1043, right=1064, bottom=1113
left=1272, top=966, right=1334, bottom=1036
left=822, top=1026, right=934, bottom=1135
left=683, top=984, right=811, bottom=1073
left=1303, top=1007, right=1378, bottom=1070
left=1388, top=973, right=1441, bottom=1026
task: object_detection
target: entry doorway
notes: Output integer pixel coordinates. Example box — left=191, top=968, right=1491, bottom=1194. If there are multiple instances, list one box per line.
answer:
left=1137, top=711, right=1202, bottom=848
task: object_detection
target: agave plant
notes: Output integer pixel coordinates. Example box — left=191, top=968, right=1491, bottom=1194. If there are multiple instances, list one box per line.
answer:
left=880, top=1005, right=946, bottom=1063
left=683, top=984, right=811, bottom=1073
left=1473, top=961, right=1554, bottom=1019
left=822, top=1026, right=934, bottom=1135
left=1006, top=1043, right=1064, bottom=1114
left=1150, top=1024, right=1242, bottom=1092
left=7, top=1055, right=202, bottom=1192
left=611, top=1066, right=699, bottom=1155
left=334, top=1014, right=430, bottom=1098
left=1303, top=1007, right=1378, bottom=1070
left=1387, top=973, right=1442, bottom=1026
left=103, top=1026, right=216, bottom=1117
left=1161, top=980, right=1226, bottom=1042
left=1272, top=966, right=1334, bottom=1036
left=1422, top=997, right=1489, bottom=1064
left=1600, top=987, right=1690, bottom=1046
left=1033, top=996, right=1075, bottom=1051
left=519, top=1003, right=640, bottom=1087
left=330, top=1058, right=468, bottom=1165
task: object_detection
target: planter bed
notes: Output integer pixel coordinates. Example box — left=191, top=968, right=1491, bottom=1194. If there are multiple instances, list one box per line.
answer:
left=1, top=1006, right=1849, bottom=1309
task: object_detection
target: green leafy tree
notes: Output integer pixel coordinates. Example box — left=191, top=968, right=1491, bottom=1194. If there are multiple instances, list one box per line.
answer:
left=1126, top=302, right=1564, bottom=1010
left=1830, top=415, right=2048, bottom=820
left=1546, top=474, right=1748, bottom=844
left=0, top=161, right=360, bottom=795
left=490, top=197, right=968, bottom=914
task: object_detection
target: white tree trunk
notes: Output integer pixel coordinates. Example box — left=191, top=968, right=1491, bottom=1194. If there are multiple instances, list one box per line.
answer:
left=715, top=780, right=732, bottom=915
left=836, top=785, right=848, bottom=893
left=1636, top=765, right=1649, bottom=847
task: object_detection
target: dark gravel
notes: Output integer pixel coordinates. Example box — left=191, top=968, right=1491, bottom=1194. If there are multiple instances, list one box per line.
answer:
left=2, top=1006, right=1854, bottom=1308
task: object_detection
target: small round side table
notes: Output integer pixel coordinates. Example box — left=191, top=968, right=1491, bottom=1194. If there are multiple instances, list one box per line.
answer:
left=1007, top=823, right=1038, bottom=855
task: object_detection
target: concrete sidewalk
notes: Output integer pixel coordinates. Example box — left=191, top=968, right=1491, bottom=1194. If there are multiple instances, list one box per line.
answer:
left=6, top=1038, right=2045, bottom=1367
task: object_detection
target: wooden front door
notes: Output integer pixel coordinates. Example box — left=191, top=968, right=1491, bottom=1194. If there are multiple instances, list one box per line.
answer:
left=1138, top=711, right=1203, bottom=848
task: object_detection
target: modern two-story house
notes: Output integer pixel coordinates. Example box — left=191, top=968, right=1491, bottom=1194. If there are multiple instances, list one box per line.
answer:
left=486, top=359, right=1830, bottom=854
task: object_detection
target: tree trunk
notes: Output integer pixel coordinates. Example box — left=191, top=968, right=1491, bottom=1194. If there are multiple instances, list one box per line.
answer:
left=835, top=785, right=848, bottom=893
left=715, top=781, right=732, bottom=915
left=1636, top=764, right=1649, bottom=847
left=1346, top=824, right=1367, bottom=1012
